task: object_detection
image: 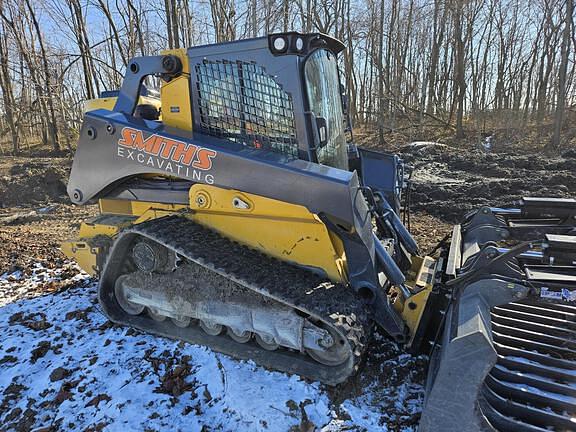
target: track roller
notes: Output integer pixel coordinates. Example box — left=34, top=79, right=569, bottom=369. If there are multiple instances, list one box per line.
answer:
left=227, top=327, right=252, bottom=343
left=172, top=316, right=191, bottom=328
left=255, top=334, right=279, bottom=351
left=200, top=320, right=223, bottom=336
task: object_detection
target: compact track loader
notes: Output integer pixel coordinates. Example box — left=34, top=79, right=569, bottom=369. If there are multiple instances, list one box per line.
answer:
left=63, top=33, right=576, bottom=431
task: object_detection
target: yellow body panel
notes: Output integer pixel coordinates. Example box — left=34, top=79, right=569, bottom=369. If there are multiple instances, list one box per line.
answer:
left=160, top=49, right=193, bottom=131
left=78, top=218, right=122, bottom=238
left=400, top=289, right=431, bottom=345
left=188, top=184, right=346, bottom=282
left=394, top=255, right=437, bottom=346
left=61, top=240, right=100, bottom=276
left=61, top=213, right=135, bottom=275
left=98, top=199, right=187, bottom=218
left=84, top=95, right=161, bottom=114
left=63, top=188, right=347, bottom=283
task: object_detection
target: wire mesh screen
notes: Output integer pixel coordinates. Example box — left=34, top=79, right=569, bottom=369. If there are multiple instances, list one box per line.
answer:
left=195, top=60, right=298, bottom=157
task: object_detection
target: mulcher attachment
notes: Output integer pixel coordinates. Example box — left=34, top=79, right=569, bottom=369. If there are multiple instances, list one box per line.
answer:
left=421, top=197, right=576, bottom=432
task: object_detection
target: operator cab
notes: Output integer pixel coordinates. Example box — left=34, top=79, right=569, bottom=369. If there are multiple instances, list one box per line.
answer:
left=184, top=32, right=350, bottom=170
left=184, top=32, right=404, bottom=212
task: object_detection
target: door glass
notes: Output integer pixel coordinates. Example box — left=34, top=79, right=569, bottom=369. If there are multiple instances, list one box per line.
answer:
left=304, top=49, right=348, bottom=170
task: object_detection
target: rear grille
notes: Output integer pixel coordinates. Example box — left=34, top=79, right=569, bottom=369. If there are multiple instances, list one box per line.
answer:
left=481, top=301, right=576, bottom=431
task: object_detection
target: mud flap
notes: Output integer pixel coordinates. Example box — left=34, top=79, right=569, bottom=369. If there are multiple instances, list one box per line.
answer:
left=420, top=279, right=530, bottom=432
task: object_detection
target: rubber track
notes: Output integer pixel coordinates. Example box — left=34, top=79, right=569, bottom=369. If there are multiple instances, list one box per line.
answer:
left=99, top=215, right=372, bottom=384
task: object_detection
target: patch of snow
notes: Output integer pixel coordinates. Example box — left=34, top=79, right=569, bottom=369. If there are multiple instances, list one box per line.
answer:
left=0, top=266, right=424, bottom=431
left=341, top=400, right=388, bottom=430
left=0, top=263, right=85, bottom=307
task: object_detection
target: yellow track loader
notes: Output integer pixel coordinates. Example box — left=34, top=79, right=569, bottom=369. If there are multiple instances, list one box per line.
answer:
left=63, top=33, right=576, bottom=431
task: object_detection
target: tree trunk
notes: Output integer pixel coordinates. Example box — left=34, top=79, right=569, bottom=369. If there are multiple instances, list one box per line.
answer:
left=170, top=0, right=180, bottom=48
left=283, top=0, right=289, bottom=32
left=25, top=0, right=59, bottom=151
left=552, top=0, right=573, bottom=148
left=377, top=0, right=385, bottom=146
left=453, top=0, right=466, bottom=139
left=0, top=27, right=19, bottom=154
left=164, top=0, right=174, bottom=48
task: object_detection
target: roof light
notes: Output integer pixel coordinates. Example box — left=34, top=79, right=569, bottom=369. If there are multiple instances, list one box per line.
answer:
left=273, top=37, right=287, bottom=52
left=295, top=37, right=304, bottom=51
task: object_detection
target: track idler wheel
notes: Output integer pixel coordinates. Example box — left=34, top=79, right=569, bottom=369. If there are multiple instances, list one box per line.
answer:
left=305, top=328, right=349, bottom=366
left=114, top=275, right=145, bottom=315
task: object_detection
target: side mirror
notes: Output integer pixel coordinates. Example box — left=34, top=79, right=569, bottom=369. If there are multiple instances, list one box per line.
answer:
left=316, top=116, right=328, bottom=147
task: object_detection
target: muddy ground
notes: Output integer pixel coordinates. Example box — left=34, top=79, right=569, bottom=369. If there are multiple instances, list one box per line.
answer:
left=0, top=157, right=98, bottom=276
left=402, top=143, right=576, bottom=222
left=0, top=157, right=70, bottom=207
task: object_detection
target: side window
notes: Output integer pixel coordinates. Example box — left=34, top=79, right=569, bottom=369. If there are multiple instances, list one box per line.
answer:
left=195, top=60, right=298, bottom=157
left=304, top=49, right=348, bottom=170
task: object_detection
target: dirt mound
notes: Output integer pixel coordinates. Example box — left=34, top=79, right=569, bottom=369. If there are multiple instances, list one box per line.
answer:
left=0, top=158, right=71, bottom=208
left=402, top=144, right=576, bottom=222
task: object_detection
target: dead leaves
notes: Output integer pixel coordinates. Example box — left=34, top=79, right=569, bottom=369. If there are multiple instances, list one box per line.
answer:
left=145, top=350, right=196, bottom=398
left=49, top=367, right=70, bottom=382
left=0, top=355, right=17, bottom=365
left=52, top=378, right=82, bottom=406
left=9, top=312, right=52, bottom=331
left=53, top=387, right=73, bottom=405
left=85, top=393, right=111, bottom=408
left=30, top=340, right=51, bottom=363
left=64, top=306, right=93, bottom=322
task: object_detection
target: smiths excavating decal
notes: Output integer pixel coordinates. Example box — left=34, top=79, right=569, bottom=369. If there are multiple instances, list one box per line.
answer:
left=116, top=127, right=217, bottom=184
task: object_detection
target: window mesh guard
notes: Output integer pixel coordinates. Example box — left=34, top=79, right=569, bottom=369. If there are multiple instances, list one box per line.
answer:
left=195, top=60, right=298, bottom=157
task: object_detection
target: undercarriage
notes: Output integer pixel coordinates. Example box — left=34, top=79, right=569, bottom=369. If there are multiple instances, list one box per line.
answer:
left=98, top=215, right=371, bottom=384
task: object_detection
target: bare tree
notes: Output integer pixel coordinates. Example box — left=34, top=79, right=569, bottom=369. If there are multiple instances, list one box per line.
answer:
left=24, top=0, right=59, bottom=151
left=0, top=0, right=574, bottom=154
left=552, top=0, right=574, bottom=147
left=210, top=0, right=236, bottom=42
left=0, top=21, right=18, bottom=154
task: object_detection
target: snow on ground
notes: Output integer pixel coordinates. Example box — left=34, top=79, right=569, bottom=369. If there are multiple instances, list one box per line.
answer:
left=0, top=265, right=425, bottom=431
left=0, top=263, right=85, bottom=308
